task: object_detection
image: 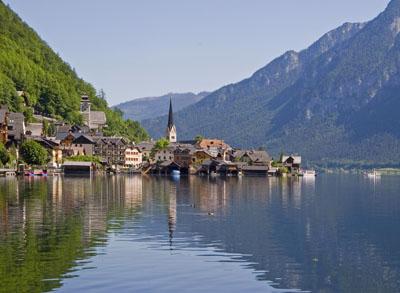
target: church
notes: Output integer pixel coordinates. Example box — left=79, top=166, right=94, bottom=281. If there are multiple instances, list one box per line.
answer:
left=165, top=99, right=177, bottom=143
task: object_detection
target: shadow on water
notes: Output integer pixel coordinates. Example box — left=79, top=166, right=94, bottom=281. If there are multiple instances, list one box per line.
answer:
left=0, top=175, right=400, bottom=292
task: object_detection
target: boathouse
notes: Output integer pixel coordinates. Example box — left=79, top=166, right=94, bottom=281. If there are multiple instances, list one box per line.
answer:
left=63, top=161, right=93, bottom=174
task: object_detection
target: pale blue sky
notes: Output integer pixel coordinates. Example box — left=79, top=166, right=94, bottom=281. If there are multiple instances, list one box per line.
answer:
left=4, top=0, right=390, bottom=105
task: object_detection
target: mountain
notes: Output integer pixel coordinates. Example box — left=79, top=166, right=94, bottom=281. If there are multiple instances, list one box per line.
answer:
left=115, top=92, right=209, bottom=122
left=143, top=0, right=400, bottom=167
left=0, top=2, right=148, bottom=142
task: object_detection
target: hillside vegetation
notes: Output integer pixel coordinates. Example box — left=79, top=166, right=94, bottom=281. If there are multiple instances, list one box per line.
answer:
left=0, top=1, right=148, bottom=142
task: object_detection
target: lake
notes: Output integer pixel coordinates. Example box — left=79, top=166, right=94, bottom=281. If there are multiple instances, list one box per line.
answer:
left=0, top=175, right=399, bottom=293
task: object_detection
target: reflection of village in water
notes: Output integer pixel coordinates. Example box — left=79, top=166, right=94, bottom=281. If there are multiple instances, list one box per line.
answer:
left=1, top=175, right=399, bottom=292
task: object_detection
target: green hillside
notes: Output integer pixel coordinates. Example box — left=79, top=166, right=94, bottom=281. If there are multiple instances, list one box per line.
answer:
left=0, top=1, right=148, bottom=142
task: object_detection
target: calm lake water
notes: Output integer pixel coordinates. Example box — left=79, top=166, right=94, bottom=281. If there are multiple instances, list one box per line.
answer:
left=0, top=175, right=400, bottom=293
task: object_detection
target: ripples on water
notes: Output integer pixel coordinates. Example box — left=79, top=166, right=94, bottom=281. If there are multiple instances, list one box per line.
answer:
left=0, top=175, right=400, bottom=292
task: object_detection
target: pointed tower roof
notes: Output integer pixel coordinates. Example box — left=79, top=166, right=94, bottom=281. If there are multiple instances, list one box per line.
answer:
left=167, top=98, right=174, bottom=129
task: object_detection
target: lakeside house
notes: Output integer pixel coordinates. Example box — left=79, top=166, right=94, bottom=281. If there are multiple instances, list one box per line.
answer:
left=124, top=147, right=142, bottom=168
left=281, top=155, right=302, bottom=173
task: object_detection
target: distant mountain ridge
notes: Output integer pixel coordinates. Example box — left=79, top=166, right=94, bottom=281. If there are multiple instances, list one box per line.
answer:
left=143, top=0, right=400, bottom=167
left=115, top=92, right=209, bottom=121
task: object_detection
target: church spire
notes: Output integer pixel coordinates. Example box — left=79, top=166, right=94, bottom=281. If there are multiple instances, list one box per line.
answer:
left=165, top=98, right=177, bottom=143
left=167, top=98, right=174, bottom=129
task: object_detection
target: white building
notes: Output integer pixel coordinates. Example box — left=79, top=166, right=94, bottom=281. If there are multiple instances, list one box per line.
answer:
left=124, top=147, right=142, bottom=168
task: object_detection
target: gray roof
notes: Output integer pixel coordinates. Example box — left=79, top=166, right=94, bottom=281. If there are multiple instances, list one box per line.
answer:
left=90, top=111, right=107, bottom=124
left=159, top=160, right=178, bottom=167
left=233, top=150, right=271, bottom=164
left=97, top=137, right=128, bottom=145
left=63, top=161, right=93, bottom=167
left=73, top=134, right=95, bottom=144
left=137, top=141, right=155, bottom=151
left=30, top=137, right=60, bottom=149
left=55, top=125, right=71, bottom=140
left=282, top=155, right=302, bottom=164
left=26, top=123, right=43, bottom=136
left=242, top=165, right=269, bottom=171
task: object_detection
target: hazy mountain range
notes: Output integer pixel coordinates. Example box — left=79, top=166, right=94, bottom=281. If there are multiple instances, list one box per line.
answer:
left=143, top=0, right=400, bottom=167
left=114, top=92, right=209, bottom=122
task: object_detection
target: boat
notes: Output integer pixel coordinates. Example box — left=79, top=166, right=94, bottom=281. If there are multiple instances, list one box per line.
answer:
left=24, top=169, right=48, bottom=177
left=171, top=169, right=180, bottom=176
left=300, top=169, right=317, bottom=177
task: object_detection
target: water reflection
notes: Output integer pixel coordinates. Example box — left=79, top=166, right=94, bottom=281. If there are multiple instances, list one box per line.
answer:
left=0, top=175, right=399, bottom=292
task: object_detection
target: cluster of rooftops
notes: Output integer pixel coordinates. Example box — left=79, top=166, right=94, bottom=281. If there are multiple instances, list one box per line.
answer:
left=0, top=97, right=302, bottom=175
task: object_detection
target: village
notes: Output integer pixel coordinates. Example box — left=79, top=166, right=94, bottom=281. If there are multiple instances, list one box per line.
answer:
left=0, top=95, right=304, bottom=177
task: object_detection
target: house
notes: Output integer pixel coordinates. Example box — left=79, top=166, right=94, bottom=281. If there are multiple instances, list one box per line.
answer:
left=124, top=146, right=142, bottom=168
left=63, top=161, right=94, bottom=174
left=281, top=155, right=302, bottom=173
left=70, top=135, right=96, bottom=156
left=154, top=146, right=175, bottom=163
left=191, top=149, right=214, bottom=166
left=198, top=159, right=222, bottom=175
left=55, top=124, right=90, bottom=141
left=218, top=161, right=240, bottom=176
left=173, top=147, right=193, bottom=169
left=94, top=137, right=129, bottom=166
left=151, top=160, right=181, bottom=175
left=7, top=112, right=25, bottom=143
left=136, top=141, right=155, bottom=161
left=232, top=150, right=271, bottom=166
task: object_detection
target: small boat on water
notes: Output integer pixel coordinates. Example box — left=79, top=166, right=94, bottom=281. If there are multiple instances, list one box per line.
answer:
left=171, top=170, right=180, bottom=177
left=300, top=169, right=317, bottom=177
left=24, top=169, right=48, bottom=177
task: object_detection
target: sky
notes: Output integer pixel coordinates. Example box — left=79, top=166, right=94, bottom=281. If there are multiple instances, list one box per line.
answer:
left=4, top=0, right=390, bottom=105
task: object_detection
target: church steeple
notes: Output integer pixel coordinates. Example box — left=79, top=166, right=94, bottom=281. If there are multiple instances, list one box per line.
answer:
left=166, top=98, right=177, bottom=143
left=167, top=98, right=174, bottom=129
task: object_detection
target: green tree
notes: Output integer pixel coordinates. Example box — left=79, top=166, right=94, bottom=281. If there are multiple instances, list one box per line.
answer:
left=195, top=135, right=204, bottom=143
left=0, top=143, right=10, bottom=166
left=154, top=138, right=169, bottom=150
left=150, top=138, right=170, bottom=159
left=20, top=140, right=49, bottom=166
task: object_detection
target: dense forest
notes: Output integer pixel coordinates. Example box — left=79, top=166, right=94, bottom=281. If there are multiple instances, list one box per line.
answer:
left=0, top=1, right=148, bottom=142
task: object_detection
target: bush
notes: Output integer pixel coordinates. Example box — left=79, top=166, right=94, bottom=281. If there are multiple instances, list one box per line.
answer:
left=0, top=143, right=10, bottom=166
left=65, top=155, right=100, bottom=164
left=20, top=140, right=49, bottom=166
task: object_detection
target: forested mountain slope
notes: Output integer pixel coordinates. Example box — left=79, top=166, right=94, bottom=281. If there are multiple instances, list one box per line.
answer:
left=0, top=1, right=148, bottom=142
